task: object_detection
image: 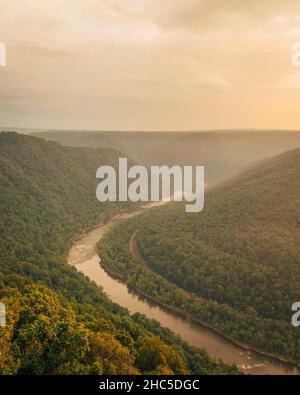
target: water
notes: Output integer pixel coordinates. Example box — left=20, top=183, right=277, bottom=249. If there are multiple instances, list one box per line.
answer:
left=68, top=205, right=300, bottom=375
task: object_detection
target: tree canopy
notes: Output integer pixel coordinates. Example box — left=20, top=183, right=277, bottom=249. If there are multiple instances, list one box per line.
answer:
left=100, top=148, right=300, bottom=362
left=0, top=132, right=238, bottom=375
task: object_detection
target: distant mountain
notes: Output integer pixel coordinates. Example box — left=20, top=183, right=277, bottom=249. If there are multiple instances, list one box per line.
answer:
left=0, top=132, right=237, bottom=374
left=0, top=127, right=46, bottom=134
left=100, top=147, right=300, bottom=361
left=33, top=129, right=300, bottom=184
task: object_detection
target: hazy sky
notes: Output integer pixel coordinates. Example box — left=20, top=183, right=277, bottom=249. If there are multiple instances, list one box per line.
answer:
left=1, top=0, right=300, bottom=130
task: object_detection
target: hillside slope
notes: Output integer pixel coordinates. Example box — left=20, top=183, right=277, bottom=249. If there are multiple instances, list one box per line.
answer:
left=139, top=148, right=300, bottom=322
left=100, top=148, right=300, bottom=361
left=34, top=130, right=300, bottom=184
left=0, top=132, right=237, bottom=374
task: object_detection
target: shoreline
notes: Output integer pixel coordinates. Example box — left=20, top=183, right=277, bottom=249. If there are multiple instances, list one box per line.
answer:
left=100, top=259, right=300, bottom=370
left=68, top=204, right=300, bottom=372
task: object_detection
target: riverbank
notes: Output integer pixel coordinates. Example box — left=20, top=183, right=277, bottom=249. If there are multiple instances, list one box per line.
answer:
left=68, top=203, right=300, bottom=375
left=126, top=231, right=300, bottom=368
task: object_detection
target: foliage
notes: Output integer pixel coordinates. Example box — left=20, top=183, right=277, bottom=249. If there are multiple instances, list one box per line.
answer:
left=0, top=132, right=238, bottom=374
left=100, top=148, right=300, bottom=361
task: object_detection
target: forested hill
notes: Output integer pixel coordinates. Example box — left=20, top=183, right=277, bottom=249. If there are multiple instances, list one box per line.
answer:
left=33, top=130, right=300, bottom=185
left=100, top=148, right=300, bottom=361
left=139, top=147, right=300, bottom=321
left=0, top=132, right=237, bottom=375
left=0, top=131, right=126, bottom=262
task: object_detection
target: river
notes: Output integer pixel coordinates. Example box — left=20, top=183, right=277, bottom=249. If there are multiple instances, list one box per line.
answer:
left=67, top=203, right=300, bottom=375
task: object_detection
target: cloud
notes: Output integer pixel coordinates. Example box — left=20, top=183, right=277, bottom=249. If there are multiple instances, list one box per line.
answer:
left=0, top=0, right=300, bottom=130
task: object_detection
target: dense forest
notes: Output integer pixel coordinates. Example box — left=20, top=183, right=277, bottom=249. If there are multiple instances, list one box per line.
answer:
left=0, top=132, right=238, bottom=374
left=100, top=148, right=300, bottom=362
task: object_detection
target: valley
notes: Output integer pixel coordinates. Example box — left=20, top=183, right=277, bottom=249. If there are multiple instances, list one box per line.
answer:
left=99, top=148, right=300, bottom=366
left=68, top=202, right=300, bottom=375
left=2, top=131, right=300, bottom=376
left=33, top=130, right=300, bottom=185
left=0, top=132, right=238, bottom=375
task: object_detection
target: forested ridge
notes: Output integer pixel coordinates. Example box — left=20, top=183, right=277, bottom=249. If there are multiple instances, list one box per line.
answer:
left=0, top=132, right=238, bottom=375
left=100, top=148, right=300, bottom=362
left=34, top=130, right=300, bottom=185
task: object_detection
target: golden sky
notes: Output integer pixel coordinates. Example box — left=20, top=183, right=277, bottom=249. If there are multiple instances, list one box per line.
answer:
left=1, top=0, right=300, bottom=130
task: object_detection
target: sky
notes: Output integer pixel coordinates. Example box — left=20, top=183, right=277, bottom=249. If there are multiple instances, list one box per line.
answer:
left=1, top=0, right=300, bottom=131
